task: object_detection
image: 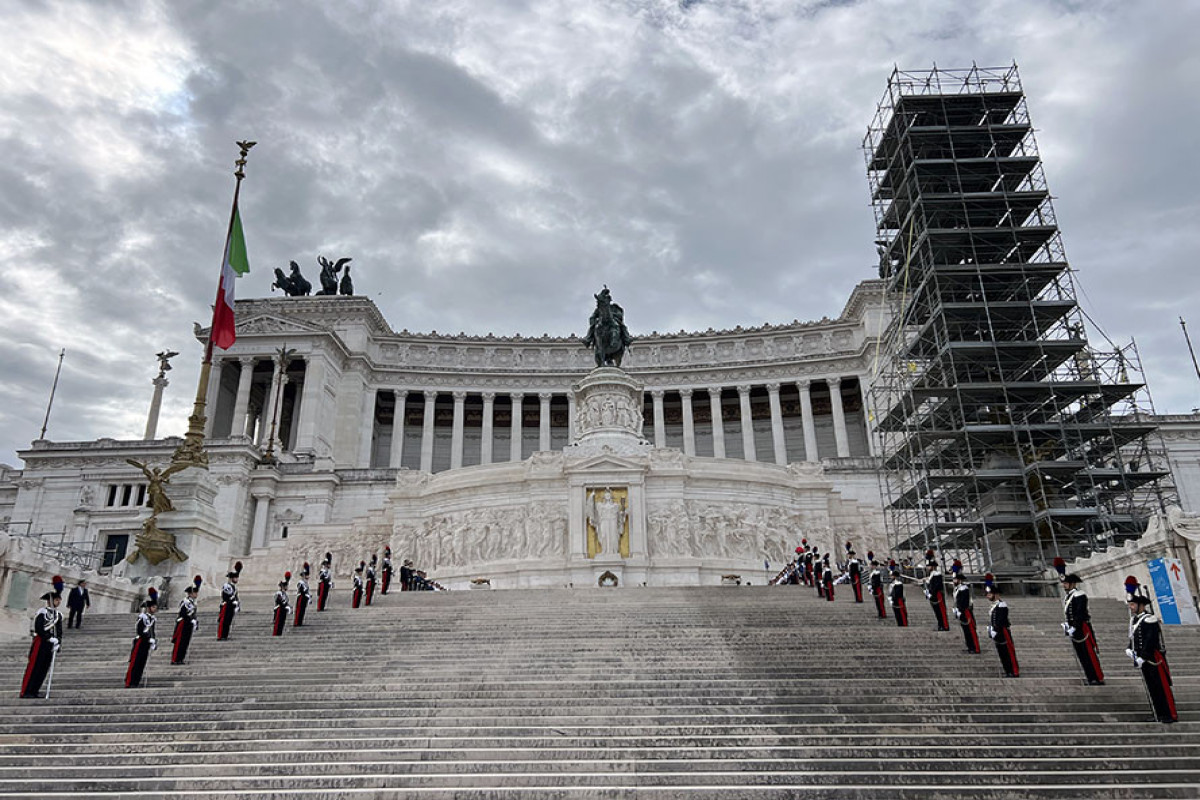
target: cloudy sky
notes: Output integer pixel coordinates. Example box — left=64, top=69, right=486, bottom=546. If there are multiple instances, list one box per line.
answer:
left=1, top=0, right=1197, bottom=469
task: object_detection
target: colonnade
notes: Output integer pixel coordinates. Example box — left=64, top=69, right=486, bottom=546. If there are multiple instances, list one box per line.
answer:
left=373, top=378, right=870, bottom=472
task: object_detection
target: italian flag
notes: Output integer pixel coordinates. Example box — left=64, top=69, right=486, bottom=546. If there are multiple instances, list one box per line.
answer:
left=210, top=203, right=249, bottom=350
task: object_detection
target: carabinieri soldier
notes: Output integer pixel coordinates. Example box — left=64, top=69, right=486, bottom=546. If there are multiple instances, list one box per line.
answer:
left=400, top=559, right=414, bottom=591
left=317, top=553, right=333, bottom=611
left=888, top=564, right=908, bottom=627
left=294, top=563, right=312, bottom=627
left=1056, top=559, right=1104, bottom=685
left=19, top=589, right=62, bottom=698
left=846, top=543, right=864, bottom=603
left=125, top=589, right=158, bottom=688
left=1125, top=577, right=1176, bottom=723
left=381, top=547, right=395, bottom=594
left=951, top=561, right=980, bottom=654
left=352, top=561, right=366, bottom=608
left=170, top=576, right=201, bottom=665
left=984, top=574, right=1018, bottom=677
left=801, top=540, right=813, bottom=586
left=923, top=551, right=950, bottom=631
left=365, top=554, right=378, bottom=605
left=272, top=573, right=291, bottom=636
left=217, top=562, right=242, bottom=640
left=869, top=559, right=887, bottom=619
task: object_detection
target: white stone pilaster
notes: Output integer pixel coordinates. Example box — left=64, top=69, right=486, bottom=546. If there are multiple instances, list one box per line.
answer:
left=680, top=389, right=695, bottom=456
left=566, top=391, right=576, bottom=445
left=420, top=390, right=437, bottom=472
left=358, top=387, right=376, bottom=466
left=708, top=387, right=726, bottom=459
left=767, top=382, right=787, bottom=465
left=480, top=392, right=495, bottom=464
left=829, top=377, right=850, bottom=458
left=737, top=384, right=756, bottom=462
left=294, top=356, right=324, bottom=454
left=798, top=380, right=818, bottom=462
left=389, top=390, right=407, bottom=468
left=451, top=391, right=467, bottom=469
left=250, top=491, right=272, bottom=550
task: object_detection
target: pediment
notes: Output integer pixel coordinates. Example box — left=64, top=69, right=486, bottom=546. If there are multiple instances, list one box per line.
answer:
left=236, top=314, right=329, bottom=337
left=564, top=452, right=648, bottom=473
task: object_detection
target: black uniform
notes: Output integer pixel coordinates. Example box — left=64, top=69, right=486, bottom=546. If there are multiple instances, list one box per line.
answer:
left=317, top=565, right=332, bottom=611
left=953, top=581, right=981, bottom=653
left=272, top=588, right=290, bottom=636
left=171, top=595, right=198, bottom=664
left=365, top=563, right=377, bottom=606
left=925, top=568, right=949, bottom=631
left=869, top=567, right=887, bottom=619
left=889, top=575, right=908, bottom=627
left=294, top=577, right=311, bottom=627
left=1063, top=587, right=1104, bottom=684
left=381, top=556, right=394, bottom=594
left=352, top=573, right=365, bottom=608
left=19, top=605, right=62, bottom=698
left=125, top=610, right=157, bottom=688
left=1128, top=610, right=1176, bottom=723
left=821, top=561, right=835, bottom=602
left=987, top=598, right=1019, bottom=677
left=400, top=562, right=414, bottom=591
left=217, top=580, right=239, bottom=640
left=847, top=557, right=864, bottom=603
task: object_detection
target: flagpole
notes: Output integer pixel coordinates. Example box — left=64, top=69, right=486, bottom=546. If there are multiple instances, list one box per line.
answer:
left=38, top=348, right=66, bottom=440
left=172, top=140, right=256, bottom=470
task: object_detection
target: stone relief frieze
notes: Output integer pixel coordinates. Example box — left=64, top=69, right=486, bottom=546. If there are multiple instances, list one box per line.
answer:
left=646, top=500, right=796, bottom=564
left=388, top=502, right=567, bottom=570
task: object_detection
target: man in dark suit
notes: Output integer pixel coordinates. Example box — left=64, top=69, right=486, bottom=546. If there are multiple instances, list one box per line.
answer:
left=66, top=579, right=90, bottom=629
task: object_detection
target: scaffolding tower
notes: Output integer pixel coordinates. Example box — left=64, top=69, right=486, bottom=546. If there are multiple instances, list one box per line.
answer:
left=863, top=64, right=1173, bottom=572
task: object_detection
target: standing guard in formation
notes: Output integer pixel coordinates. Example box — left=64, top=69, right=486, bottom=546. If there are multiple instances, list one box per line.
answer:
left=821, top=554, right=835, bottom=602
left=888, top=563, right=908, bottom=627
left=985, top=574, right=1018, bottom=678
left=951, top=561, right=980, bottom=654
left=317, top=553, right=333, bottom=612
left=1125, top=577, right=1176, bottom=723
left=801, top=541, right=813, bottom=586
left=1056, top=560, right=1104, bottom=685
left=294, top=563, right=311, bottom=627
left=125, top=589, right=158, bottom=688
left=171, top=576, right=201, bottom=665
left=869, top=559, right=887, bottom=619
left=20, top=589, right=62, bottom=698
left=365, top=555, right=378, bottom=606
left=352, top=562, right=366, bottom=608
left=271, top=573, right=291, bottom=636
left=846, top=544, right=864, bottom=603
left=381, top=547, right=394, bottom=594
left=924, top=552, right=949, bottom=631
left=217, top=562, right=242, bottom=640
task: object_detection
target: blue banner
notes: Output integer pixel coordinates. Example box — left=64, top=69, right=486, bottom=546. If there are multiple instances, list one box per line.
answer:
left=1147, top=559, right=1181, bottom=625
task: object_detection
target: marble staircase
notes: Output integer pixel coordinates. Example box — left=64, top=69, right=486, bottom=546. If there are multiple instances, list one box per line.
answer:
left=0, top=583, right=1197, bottom=798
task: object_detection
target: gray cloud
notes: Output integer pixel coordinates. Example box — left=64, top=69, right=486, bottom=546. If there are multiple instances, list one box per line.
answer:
left=0, top=0, right=1197, bottom=469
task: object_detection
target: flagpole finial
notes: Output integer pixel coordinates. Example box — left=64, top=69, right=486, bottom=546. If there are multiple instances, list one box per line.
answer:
left=234, top=140, right=257, bottom=180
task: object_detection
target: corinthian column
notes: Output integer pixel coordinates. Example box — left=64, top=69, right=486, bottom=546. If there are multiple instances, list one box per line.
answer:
left=651, top=390, right=666, bottom=447
left=509, top=392, right=524, bottom=462
left=767, top=382, right=787, bottom=465
left=737, top=385, right=756, bottom=462
left=420, top=390, right=437, bottom=472
left=708, top=387, right=725, bottom=459
left=480, top=392, right=495, bottom=464
left=539, top=392, right=552, bottom=451
left=798, top=380, right=818, bottom=462
left=829, top=377, right=850, bottom=458
left=680, top=388, right=695, bottom=456
left=450, top=391, right=467, bottom=469
left=389, top=390, right=407, bottom=468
